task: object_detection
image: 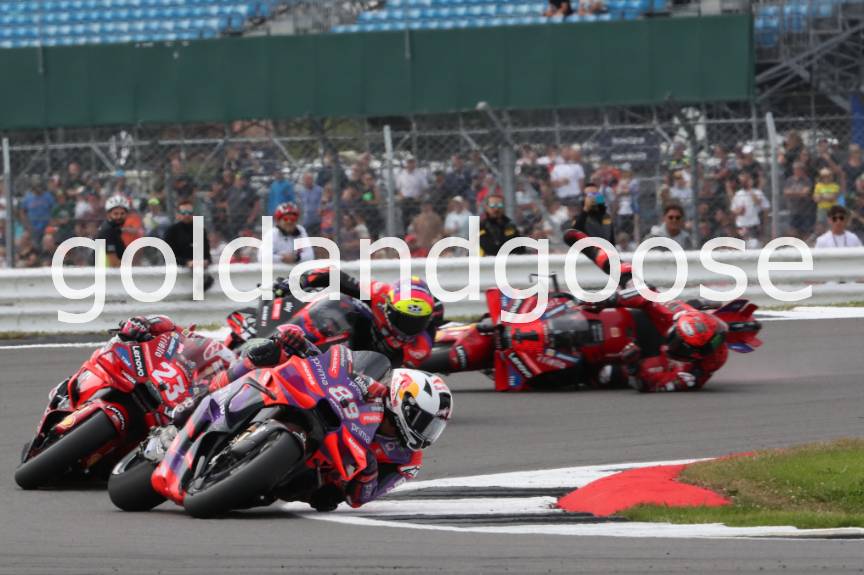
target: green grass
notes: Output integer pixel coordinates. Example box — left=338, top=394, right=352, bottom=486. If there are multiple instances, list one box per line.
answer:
left=621, top=439, right=864, bottom=529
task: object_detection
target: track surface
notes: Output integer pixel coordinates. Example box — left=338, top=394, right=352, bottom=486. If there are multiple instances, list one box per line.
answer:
left=1, top=318, right=863, bottom=574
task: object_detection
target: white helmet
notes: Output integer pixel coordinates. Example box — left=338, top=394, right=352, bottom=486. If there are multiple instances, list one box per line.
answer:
left=105, top=195, right=130, bottom=212
left=388, top=369, right=453, bottom=451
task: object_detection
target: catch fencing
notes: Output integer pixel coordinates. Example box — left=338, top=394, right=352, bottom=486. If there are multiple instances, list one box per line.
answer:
left=1, top=109, right=861, bottom=269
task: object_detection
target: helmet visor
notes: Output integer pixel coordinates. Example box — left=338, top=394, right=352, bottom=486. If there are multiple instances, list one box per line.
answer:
left=387, top=305, right=432, bottom=338
left=402, top=401, right=448, bottom=449
left=668, top=331, right=725, bottom=359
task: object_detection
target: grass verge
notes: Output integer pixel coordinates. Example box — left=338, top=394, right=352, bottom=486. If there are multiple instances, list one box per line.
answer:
left=621, top=439, right=864, bottom=529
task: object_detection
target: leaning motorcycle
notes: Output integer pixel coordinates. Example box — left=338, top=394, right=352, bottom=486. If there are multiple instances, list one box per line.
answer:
left=14, top=328, right=234, bottom=489
left=421, top=277, right=763, bottom=391
left=108, top=344, right=392, bottom=517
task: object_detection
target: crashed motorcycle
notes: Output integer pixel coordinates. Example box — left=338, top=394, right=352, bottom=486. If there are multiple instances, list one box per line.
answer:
left=108, top=344, right=392, bottom=517
left=15, top=328, right=234, bottom=489
left=421, top=279, right=762, bottom=392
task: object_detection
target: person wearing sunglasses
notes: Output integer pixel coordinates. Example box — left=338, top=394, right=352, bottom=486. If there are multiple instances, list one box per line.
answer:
left=265, top=201, right=314, bottom=264
left=646, top=203, right=693, bottom=249
left=163, top=199, right=215, bottom=291
left=814, top=205, right=862, bottom=249
left=479, top=194, right=523, bottom=257
left=572, top=182, right=615, bottom=246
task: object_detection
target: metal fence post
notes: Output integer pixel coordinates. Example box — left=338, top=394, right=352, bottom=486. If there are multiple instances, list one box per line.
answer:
left=383, top=125, right=397, bottom=238
left=499, top=145, right=516, bottom=220
left=765, top=112, right=780, bottom=239
left=3, top=138, right=14, bottom=268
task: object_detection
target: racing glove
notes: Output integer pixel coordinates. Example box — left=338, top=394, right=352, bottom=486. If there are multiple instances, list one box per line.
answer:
left=273, top=324, right=313, bottom=357
left=345, top=455, right=379, bottom=508
left=117, top=316, right=152, bottom=342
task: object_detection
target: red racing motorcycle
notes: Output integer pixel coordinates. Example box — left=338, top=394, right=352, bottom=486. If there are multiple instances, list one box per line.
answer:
left=107, top=345, right=392, bottom=517
left=421, top=279, right=762, bottom=391
left=15, top=328, right=234, bottom=489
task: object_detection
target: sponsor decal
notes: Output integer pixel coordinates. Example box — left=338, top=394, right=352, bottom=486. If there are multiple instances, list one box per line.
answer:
left=536, top=354, right=567, bottom=370
left=359, top=411, right=384, bottom=426
left=454, top=345, right=468, bottom=369
left=283, top=300, right=294, bottom=314
left=610, top=326, right=621, bottom=338
left=554, top=351, right=582, bottom=364
left=154, top=336, right=168, bottom=359
left=344, top=433, right=363, bottom=457
left=350, top=374, right=369, bottom=397
left=350, top=422, right=373, bottom=444
left=259, top=305, right=270, bottom=328
left=116, top=347, right=133, bottom=369
left=165, top=333, right=180, bottom=360
left=309, top=355, right=328, bottom=383
left=131, top=345, right=147, bottom=378
left=507, top=353, right=534, bottom=379
left=103, top=404, right=126, bottom=431
left=329, top=347, right=341, bottom=377
left=121, top=372, right=138, bottom=385
left=57, top=413, right=77, bottom=430
left=408, top=348, right=426, bottom=361
left=543, top=303, right=568, bottom=319
left=272, top=298, right=283, bottom=321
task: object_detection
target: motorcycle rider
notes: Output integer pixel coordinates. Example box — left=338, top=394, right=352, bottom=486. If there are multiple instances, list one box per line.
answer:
left=276, top=270, right=444, bottom=368
left=194, top=322, right=454, bottom=511
left=563, top=229, right=729, bottom=392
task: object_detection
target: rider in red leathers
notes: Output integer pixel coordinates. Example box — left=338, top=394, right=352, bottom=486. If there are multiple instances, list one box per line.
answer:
left=563, top=229, right=730, bottom=392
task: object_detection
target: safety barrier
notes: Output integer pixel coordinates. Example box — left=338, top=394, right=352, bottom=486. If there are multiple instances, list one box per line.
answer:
left=1, top=247, right=862, bottom=333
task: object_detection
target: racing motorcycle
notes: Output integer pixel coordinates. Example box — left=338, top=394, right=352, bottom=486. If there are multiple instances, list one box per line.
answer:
left=108, top=344, right=392, bottom=518
left=421, top=277, right=763, bottom=391
left=14, top=328, right=234, bottom=489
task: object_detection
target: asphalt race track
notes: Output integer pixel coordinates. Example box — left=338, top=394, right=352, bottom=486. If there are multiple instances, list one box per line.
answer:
left=1, top=318, right=863, bottom=574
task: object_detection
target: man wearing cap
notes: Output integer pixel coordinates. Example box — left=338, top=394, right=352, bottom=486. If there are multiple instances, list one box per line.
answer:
left=814, top=205, right=862, bottom=249
left=550, top=146, right=585, bottom=202
left=479, top=194, right=522, bottom=256
left=444, top=195, right=472, bottom=240
left=731, top=173, right=770, bottom=239
left=96, top=195, right=131, bottom=267
left=268, top=168, right=295, bottom=216
left=738, top=145, right=764, bottom=190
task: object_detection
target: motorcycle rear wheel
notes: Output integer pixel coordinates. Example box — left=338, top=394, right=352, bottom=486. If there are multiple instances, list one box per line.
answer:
left=183, top=429, right=303, bottom=518
left=108, top=455, right=165, bottom=512
left=14, top=411, right=117, bottom=490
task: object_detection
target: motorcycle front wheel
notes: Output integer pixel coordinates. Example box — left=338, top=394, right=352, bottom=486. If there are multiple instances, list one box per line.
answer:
left=108, top=453, right=165, bottom=512
left=14, top=411, right=117, bottom=490
left=183, top=428, right=303, bottom=518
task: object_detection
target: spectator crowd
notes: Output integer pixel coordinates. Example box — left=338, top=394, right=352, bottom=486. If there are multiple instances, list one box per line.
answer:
left=3, top=128, right=864, bottom=269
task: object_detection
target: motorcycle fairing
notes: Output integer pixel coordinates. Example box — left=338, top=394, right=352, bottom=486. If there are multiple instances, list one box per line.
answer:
left=710, top=299, right=763, bottom=352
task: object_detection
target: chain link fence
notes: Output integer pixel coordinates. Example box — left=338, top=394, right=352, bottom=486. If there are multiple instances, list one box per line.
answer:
left=2, top=110, right=861, bottom=268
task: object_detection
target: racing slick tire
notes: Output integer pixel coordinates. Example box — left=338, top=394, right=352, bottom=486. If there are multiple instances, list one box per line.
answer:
left=15, top=411, right=117, bottom=490
left=108, top=455, right=166, bottom=512
left=183, top=429, right=303, bottom=518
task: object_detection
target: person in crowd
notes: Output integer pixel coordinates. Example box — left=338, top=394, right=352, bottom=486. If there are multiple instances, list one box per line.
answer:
left=813, top=137, right=841, bottom=176
left=262, top=201, right=313, bottom=264
left=647, top=203, right=692, bottom=249
left=842, top=143, right=864, bottom=196
left=428, top=170, right=450, bottom=217
left=666, top=143, right=689, bottom=179
left=358, top=170, right=383, bottom=238
left=268, top=168, right=295, bottom=216
left=396, top=157, right=428, bottom=224
left=444, top=154, right=474, bottom=208
left=318, top=184, right=336, bottom=240
left=96, top=195, right=131, bottom=268
left=731, top=173, right=770, bottom=240
left=663, top=170, right=694, bottom=222
left=848, top=173, right=864, bottom=237
left=538, top=144, right=561, bottom=167
left=479, top=193, right=522, bottom=256
left=737, top=145, right=764, bottom=190
left=783, top=161, right=815, bottom=238
left=316, top=152, right=346, bottom=190
left=295, top=171, right=323, bottom=237
left=550, top=146, right=585, bottom=202
left=813, top=167, right=841, bottom=225
left=49, top=187, right=77, bottom=245
left=20, top=175, right=55, bottom=244
left=571, top=182, right=615, bottom=245
left=443, top=195, right=472, bottom=240
left=476, top=174, right=501, bottom=209
left=410, top=200, right=443, bottom=256
left=779, top=131, right=804, bottom=178
left=614, top=164, right=638, bottom=237
left=163, top=199, right=214, bottom=290
left=142, top=197, right=171, bottom=238
left=544, top=0, right=573, bottom=16
left=814, top=205, right=862, bottom=249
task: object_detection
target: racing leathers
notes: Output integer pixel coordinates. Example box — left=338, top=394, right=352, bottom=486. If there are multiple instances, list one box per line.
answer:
left=600, top=289, right=729, bottom=392
left=279, top=270, right=444, bottom=368
left=207, top=324, right=423, bottom=510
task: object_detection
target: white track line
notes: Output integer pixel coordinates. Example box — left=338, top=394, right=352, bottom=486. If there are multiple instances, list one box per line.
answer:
left=287, top=459, right=864, bottom=539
